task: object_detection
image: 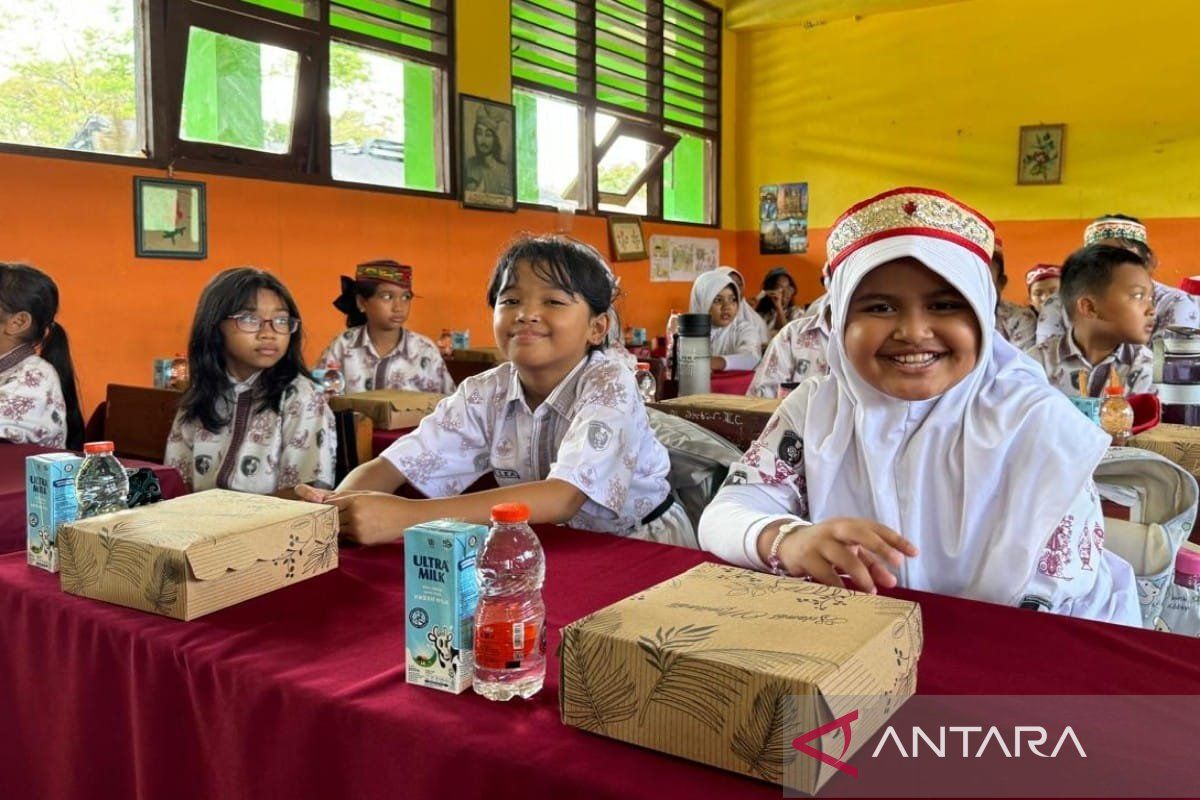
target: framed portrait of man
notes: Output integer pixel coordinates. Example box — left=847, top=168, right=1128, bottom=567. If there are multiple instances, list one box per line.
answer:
left=459, top=94, right=516, bottom=211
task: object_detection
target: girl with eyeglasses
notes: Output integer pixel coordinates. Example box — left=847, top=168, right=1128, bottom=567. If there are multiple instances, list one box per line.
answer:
left=165, top=267, right=335, bottom=494
left=316, top=259, right=455, bottom=394
left=687, top=268, right=762, bottom=372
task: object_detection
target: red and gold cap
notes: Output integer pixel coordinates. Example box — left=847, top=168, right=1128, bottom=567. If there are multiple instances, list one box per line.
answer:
left=825, top=187, right=995, bottom=274
left=355, top=259, right=412, bottom=290
left=1083, top=217, right=1147, bottom=246
left=1025, top=263, right=1061, bottom=287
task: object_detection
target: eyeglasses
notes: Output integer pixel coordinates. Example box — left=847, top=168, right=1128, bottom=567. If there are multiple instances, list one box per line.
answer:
left=226, top=313, right=300, bottom=334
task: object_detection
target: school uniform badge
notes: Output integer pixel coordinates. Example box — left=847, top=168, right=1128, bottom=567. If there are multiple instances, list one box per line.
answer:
left=778, top=431, right=803, bottom=466
left=587, top=421, right=614, bottom=451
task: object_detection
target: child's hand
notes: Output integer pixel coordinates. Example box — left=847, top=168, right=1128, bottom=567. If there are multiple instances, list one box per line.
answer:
left=315, top=490, right=412, bottom=546
left=777, top=517, right=918, bottom=594
left=294, top=484, right=333, bottom=503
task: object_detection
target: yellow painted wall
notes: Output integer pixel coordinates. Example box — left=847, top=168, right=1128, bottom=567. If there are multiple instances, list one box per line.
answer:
left=734, top=0, right=1200, bottom=230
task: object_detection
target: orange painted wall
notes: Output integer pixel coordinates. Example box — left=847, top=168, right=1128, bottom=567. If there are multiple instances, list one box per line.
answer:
left=0, top=152, right=736, bottom=417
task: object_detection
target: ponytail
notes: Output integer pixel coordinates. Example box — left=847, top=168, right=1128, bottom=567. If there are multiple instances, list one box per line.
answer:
left=40, top=321, right=84, bottom=451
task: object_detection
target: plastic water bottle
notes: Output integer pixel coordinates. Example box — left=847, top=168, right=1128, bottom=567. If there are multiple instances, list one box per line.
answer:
left=321, top=361, right=345, bottom=396
left=75, top=441, right=129, bottom=518
left=1099, top=366, right=1134, bottom=446
left=635, top=361, right=657, bottom=404
left=168, top=353, right=188, bottom=390
left=473, top=503, right=546, bottom=701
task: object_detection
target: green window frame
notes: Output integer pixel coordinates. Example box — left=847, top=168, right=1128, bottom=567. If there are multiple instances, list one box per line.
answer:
left=511, top=0, right=720, bottom=225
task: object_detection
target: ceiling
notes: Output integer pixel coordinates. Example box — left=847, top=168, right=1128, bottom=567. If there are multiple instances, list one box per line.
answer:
left=724, top=0, right=975, bottom=31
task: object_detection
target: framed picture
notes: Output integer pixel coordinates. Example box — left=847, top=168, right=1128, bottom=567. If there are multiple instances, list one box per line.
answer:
left=134, top=177, right=207, bottom=259
left=459, top=94, right=516, bottom=211
left=1017, top=124, right=1066, bottom=185
left=608, top=215, right=647, bottom=262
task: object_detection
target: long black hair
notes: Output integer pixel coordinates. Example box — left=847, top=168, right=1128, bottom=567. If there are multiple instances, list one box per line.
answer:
left=0, top=263, right=84, bottom=450
left=754, top=267, right=797, bottom=316
left=486, top=235, right=616, bottom=352
left=180, top=267, right=310, bottom=433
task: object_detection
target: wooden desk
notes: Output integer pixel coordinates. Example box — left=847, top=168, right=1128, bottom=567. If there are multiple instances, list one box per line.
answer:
left=649, top=394, right=779, bottom=451
left=104, top=384, right=183, bottom=463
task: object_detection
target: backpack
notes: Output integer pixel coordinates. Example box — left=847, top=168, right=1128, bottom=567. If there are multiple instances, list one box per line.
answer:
left=646, top=408, right=744, bottom=533
left=1094, top=446, right=1199, bottom=627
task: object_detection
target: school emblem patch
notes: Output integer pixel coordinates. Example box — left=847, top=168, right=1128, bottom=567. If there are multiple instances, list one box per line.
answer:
left=778, top=431, right=803, bottom=467
left=194, top=455, right=213, bottom=475
left=241, top=455, right=260, bottom=477
left=587, top=421, right=614, bottom=451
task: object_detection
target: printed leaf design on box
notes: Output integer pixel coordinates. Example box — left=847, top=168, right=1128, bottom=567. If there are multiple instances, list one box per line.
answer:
left=302, top=532, right=337, bottom=575
left=99, top=530, right=148, bottom=588
left=561, top=614, right=637, bottom=734
left=731, top=681, right=800, bottom=782
left=144, top=552, right=183, bottom=614
left=59, top=528, right=99, bottom=594
left=638, top=625, right=840, bottom=733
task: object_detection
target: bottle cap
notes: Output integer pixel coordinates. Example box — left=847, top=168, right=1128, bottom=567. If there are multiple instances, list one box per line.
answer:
left=83, top=441, right=115, bottom=455
left=636, top=361, right=651, bottom=371
left=1103, top=365, right=1124, bottom=397
left=1176, top=545, right=1200, bottom=577
left=327, top=360, right=341, bottom=370
left=491, top=502, right=530, bottom=523
left=678, top=312, right=712, bottom=336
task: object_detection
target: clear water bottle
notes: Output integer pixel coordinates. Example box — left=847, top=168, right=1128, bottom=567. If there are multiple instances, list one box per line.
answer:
left=321, top=360, right=345, bottom=396
left=75, top=441, right=129, bottom=518
left=168, top=353, right=188, bottom=390
left=635, top=361, right=657, bottom=403
left=1099, top=366, right=1133, bottom=446
left=473, top=502, right=546, bottom=701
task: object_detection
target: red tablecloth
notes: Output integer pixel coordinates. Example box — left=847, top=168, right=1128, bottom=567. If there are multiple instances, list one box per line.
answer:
left=1, top=528, right=1198, bottom=800
left=0, top=443, right=186, bottom=556
left=709, top=369, right=755, bottom=395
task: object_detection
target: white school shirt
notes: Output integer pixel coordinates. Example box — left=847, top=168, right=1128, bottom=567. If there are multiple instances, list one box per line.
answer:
left=0, top=343, right=67, bottom=448
left=315, top=326, right=455, bottom=394
left=1036, top=281, right=1200, bottom=345
left=747, top=297, right=831, bottom=398
left=1026, top=332, right=1154, bottom=398
left=165, top=371, right=336, bottom=494
left=380, top=351, right=672, bottom=534
left=698, top=388, right=1141, bottom=626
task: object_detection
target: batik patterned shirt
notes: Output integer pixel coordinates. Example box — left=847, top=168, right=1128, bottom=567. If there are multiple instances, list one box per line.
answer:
left=1026, top=333, right=1154, bottom=397
left=700, top=396, right=1139, bottom=624
left=316, top=326, right=455, bottom=395
left=747, top=310, right=830, bottom=398
left=996, top=300, right=1037, bottom=351
left=1036, top=281, right=1200, bottom=344
left=0, top=344, right=67, bottom=448
left=165, top=371, right=336, bottom=494
left=380, top=351, right=671, bottom=534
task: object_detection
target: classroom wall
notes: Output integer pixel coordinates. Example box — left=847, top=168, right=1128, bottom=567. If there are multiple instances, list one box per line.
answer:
left=731, top=0, right=1200, bottom=303
left=0, top=0, right=738, bottom=419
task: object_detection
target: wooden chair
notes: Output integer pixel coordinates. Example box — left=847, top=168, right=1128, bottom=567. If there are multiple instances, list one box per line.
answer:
left=104, top=385, right=183, bottom=463
left=333, top=410, right=374, bottom=484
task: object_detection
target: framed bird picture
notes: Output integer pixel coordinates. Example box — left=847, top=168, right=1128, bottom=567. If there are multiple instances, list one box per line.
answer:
left=134, top=177, right=207, bottom=259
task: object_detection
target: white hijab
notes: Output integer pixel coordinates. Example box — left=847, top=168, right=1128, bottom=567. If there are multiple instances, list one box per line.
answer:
left=689, top=268, right=755, bottom=356
left=795, top=235, right=1109, bottom=605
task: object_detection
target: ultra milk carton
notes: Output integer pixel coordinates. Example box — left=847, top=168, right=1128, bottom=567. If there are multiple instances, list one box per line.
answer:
left=404, top=519, right=485, bottom=694
left=26, top=452, right=83, bottom=572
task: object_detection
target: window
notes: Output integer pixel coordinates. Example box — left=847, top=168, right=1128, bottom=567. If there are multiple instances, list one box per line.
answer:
left=0, top=0, right=146, bottom=157
left=511, top=0, right=720, bottom=224
left=164, top=0, right=451, bottom=191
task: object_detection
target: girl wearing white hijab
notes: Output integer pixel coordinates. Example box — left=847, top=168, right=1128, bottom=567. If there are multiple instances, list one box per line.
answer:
left=689, top=268, right=763, bottom=371
left=698, top=187, right=1140, bottom=626
left=722, top=266, right=771, bottom=347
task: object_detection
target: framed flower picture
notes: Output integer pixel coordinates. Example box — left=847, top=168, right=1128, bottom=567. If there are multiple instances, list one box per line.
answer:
left=1017, top=124, right=1066, bottom=185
